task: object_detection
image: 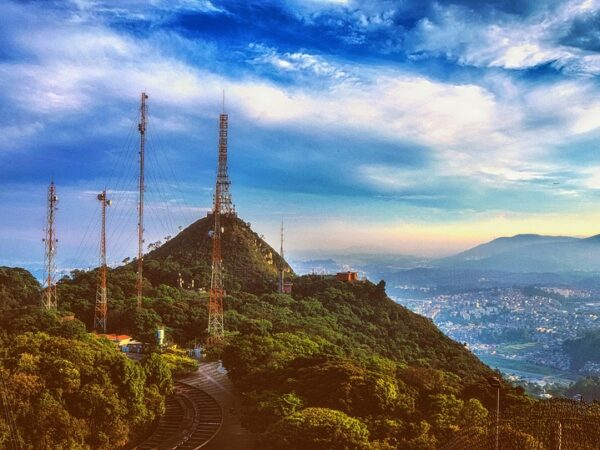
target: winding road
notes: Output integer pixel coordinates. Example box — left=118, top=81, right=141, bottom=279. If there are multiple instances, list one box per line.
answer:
left=133, top=361, right=255, bottom=450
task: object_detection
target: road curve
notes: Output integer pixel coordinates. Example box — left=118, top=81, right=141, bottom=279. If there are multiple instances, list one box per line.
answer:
left=133, top=381, right=222, bottom=450
left=178, top=362, right=256, bottom=450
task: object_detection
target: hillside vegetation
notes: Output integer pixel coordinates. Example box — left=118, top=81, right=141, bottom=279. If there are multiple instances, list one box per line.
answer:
left=0, top=307, right=173, bottom=450
left=219, top=276, right=532, bottom=449
left=143, top=214, right=292, bottom=293
left=0, top=216, right=538, bottom=449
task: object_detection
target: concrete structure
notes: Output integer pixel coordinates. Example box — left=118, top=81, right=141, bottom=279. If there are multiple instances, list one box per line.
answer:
left=336, top=271, right=359, bottom=282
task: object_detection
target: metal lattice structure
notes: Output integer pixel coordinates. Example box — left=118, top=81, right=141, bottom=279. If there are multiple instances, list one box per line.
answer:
left=136, top=92, right=148, bottom=311
left=443, top=400, right=600, bottom=450
left=41, top=181, right=58, bottom=309
left=94, top=190, right=111, bottom=333
left=215, top=110, right=235, bottom=216
left=207, top=107, right=234, bottom=342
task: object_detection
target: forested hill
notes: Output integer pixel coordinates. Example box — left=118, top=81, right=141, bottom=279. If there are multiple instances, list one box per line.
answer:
left=141, top=213, right=292, bottom=293
left=2, top=262, right=533, bottom=447
left=219, top=276, right=527, bottom=449
left=0, top=266, right=40, bottom=308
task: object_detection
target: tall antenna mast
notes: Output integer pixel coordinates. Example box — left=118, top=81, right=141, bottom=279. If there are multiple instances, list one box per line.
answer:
left=94, top=190, right=111, bottom=333
left=208, top=97, right=235, bottom=342
left=279, top=219, right=285, bottom=293
left=41, top=181, right=58, bottom=309
left=136, top=92, right=148, bottom=311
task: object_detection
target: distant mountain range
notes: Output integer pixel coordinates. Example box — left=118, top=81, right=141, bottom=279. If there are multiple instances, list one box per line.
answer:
left=434, top=234, right=600, bottom=273
left=288, top=234, right=600, bottom=292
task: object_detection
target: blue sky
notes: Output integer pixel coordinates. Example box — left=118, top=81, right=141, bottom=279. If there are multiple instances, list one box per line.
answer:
left=3, top=0, right=600, bottom=270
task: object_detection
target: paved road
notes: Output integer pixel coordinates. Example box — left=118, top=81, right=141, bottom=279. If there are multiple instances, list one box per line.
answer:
left=131, top=381, right=221, bottom=450
left=179, top=362, right=256, bottom=450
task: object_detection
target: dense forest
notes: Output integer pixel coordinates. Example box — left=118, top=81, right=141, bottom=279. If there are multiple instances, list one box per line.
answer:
left=0, top=305, right=173, bottom=449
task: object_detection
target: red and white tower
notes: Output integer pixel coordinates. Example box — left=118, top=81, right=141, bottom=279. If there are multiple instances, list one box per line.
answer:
left=207, top=99, right=235, bottom=342
left=41, top=181, right=58, bottom=309
left=94, top=190, right=111, bottom=333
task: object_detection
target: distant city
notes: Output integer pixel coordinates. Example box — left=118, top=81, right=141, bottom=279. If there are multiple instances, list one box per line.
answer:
left=291, top=233, right=600, bottom=391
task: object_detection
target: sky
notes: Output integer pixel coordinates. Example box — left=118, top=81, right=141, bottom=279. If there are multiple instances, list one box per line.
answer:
left=3, top=0, right=600, bottom=270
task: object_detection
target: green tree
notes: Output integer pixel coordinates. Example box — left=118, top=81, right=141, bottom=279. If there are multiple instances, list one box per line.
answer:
left=261, top=407, right=370, bottom=450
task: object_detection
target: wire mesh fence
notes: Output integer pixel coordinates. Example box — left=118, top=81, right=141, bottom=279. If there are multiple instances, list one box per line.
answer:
left=443, top=400, right=600, bottom=450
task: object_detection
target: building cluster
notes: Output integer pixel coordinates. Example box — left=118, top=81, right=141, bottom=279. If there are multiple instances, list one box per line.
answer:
left=397, top=286, right=600, bottom=383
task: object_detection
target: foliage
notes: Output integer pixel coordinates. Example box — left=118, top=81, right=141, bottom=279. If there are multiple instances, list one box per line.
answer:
left=218, top=277, right=521, bottom=448
left=160, top=349, right=199, bottom=376
left=0, top=331, right=168, bottom=450
left=144, top=214, right=292, bottom=294
left=0, top=267, right=41, bottom=309
left=566, top=376, right=600, bottom=401
left=564, top=329, right=600, bottom=370
left=261, top=407, right=370, bottom=450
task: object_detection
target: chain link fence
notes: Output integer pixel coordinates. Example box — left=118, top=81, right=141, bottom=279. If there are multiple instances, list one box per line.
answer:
left=443, top=400, right=600, bottom=450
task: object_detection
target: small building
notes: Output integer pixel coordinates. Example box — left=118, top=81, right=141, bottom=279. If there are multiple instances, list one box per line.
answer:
left=96, top=333, right=132, bottom=348
left=336, top=271, right=359, bottom=282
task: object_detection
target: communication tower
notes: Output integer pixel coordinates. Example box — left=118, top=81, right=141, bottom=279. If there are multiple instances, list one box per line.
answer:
left=207, top=96, right=234, bottom=342
left=41, top=181, right=58, bottom=309
left=136, top=92, right=148, bottom=310
left=94, top=190, right=111, bottom=333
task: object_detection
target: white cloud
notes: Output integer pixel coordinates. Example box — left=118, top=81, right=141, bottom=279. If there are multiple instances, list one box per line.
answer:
left=248, top=44, right=357, bottom=82
left=3, top=0, right=600, bottom=202
left=407, top=1, right=600, bottom=74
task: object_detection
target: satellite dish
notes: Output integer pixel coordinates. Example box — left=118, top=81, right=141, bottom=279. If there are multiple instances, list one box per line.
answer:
left=208, top=230, right=214, bottom=238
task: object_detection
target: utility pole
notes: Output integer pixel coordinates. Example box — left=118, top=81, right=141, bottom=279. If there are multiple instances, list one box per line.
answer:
left=207, top=95, right=234, bottom=343
left=41, top=181, right=58, bottom=309
left=136, top=92, right=148, bottom=311
left=487, top=376, right=501, bottom=450
left=94, top=190, right=111, bottom=333
left=279, top=219, right=284, bottom=293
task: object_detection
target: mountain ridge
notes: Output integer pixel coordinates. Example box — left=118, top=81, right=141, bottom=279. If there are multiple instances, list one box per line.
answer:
left=432, top=233, right=600, bottom=273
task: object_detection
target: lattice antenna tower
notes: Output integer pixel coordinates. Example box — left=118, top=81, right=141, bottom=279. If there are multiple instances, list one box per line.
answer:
left=279, top=219, right=285, bottom=293
left=41, top=180, right=58, bottom=309
left=94, top=190, right=111, bottom=333
left=136, top=92, right=148, bottom=311
left=216, top=90, right=235, bottom=216
left=207, top=94, right=234, bottom=342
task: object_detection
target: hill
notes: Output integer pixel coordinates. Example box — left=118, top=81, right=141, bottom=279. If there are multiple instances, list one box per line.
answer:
left=434, top=234, right=600, bottom=273
left=219, top=276, right=531, bottom=449
left=142, top=213, right=292, bottom=293
left=0, top=266, right=41, bottom=308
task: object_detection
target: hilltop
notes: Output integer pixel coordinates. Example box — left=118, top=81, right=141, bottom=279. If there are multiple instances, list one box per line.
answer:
left=142, top=214, right=292, bottom=293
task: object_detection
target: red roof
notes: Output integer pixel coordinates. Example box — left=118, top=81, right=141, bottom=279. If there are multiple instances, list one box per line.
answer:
left=97, top=333, right=132, bottom=341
